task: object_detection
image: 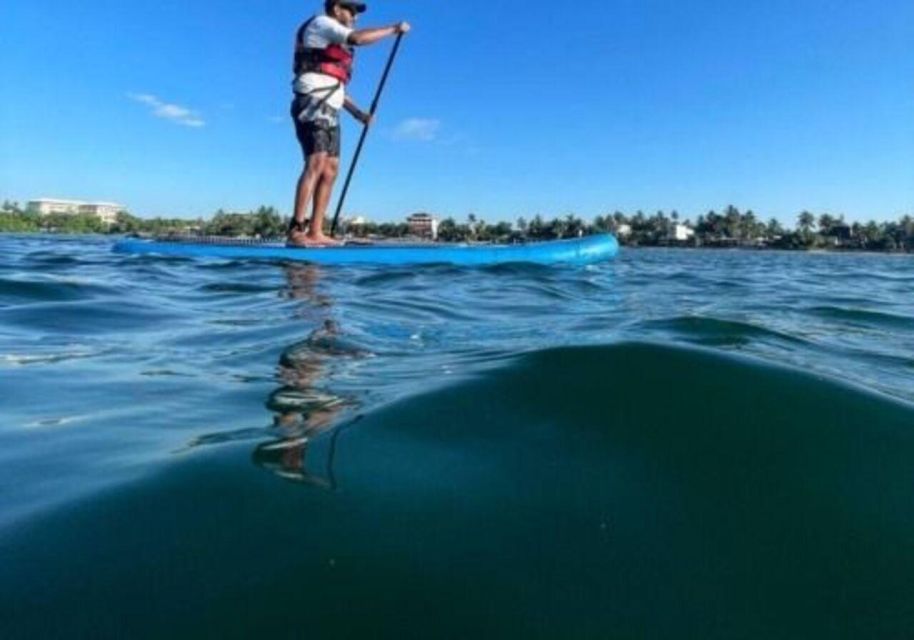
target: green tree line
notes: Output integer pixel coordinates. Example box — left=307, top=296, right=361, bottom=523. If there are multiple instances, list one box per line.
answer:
left=2, top=200, right=912, bottom=252
left=0, top=201, right=285, bottom=238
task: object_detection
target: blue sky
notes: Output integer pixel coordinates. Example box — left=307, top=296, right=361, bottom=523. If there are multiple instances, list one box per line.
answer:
left=1, top=0, right=912, bottom=224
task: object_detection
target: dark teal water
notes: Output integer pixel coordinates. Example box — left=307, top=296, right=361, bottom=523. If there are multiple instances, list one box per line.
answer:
left=1, top=234, right=913, bottom=638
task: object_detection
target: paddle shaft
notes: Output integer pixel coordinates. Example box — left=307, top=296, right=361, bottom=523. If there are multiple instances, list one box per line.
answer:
left=330, top=32, right=404, bottom=237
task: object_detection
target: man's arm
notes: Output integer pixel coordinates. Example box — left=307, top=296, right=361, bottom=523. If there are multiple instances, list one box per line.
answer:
left=347, top=22, right=410, bottom=46
left=343, top=96, right=371, bottom=125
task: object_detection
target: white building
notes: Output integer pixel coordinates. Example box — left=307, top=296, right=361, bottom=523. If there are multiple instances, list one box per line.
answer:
left=407, top=212, right=439, bottom=240
left=672, top=223, right=695, bottom=242
left=78, top=203, right=122, bottom=224
left=27, top=199, right=81, bottom=215
left=27, top=198, right=124, bottom=224
left=615, top=223, right=632, bottom=238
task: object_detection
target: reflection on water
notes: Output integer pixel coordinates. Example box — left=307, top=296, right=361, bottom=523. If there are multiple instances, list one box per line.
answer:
left=256, top=265, right=360, bottom=487
left=181, top=264, right=363, bottom=488
left=255, top=324, right=347, bottom=487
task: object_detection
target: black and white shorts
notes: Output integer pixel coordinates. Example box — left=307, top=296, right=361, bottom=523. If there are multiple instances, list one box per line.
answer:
left=291, top=92, right=341, bottom=158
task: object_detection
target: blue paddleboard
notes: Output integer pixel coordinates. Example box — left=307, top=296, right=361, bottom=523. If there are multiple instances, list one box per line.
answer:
left=112, top=234, right=619, bottom=266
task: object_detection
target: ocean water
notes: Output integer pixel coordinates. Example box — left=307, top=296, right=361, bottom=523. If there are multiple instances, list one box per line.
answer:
left=1, top=234, right=912, bottom=638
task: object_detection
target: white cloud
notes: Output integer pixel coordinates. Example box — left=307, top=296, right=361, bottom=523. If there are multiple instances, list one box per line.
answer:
left=128, top=93, right=205, bottom=127
left=391, top=118, right=440, bottom=142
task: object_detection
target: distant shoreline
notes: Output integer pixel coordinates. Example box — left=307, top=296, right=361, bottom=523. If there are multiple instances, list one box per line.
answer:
left=2, top=230, right=911, bottom=256
left=2, top=203, right=912, bottom=254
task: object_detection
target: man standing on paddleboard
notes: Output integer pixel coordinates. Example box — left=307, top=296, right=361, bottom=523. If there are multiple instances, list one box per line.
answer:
left=288, top=1, right=410, bottom=246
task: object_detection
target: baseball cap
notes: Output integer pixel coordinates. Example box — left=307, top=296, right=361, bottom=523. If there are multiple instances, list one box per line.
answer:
left=325, top=0, right=367, bottom=14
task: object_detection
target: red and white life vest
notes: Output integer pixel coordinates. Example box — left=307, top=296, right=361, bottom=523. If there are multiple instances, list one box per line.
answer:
left=293, top=17, right=355, bottom=84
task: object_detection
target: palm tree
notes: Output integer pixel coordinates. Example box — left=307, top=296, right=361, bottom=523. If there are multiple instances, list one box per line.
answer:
left=612, top=211, right=627, bottom=227
left=797, top=211, right=816, bottom=234
left=766, top=218, right=784, bottom=238
left=550, top=216, right=569, bottom=239
left=741, top=210, right=760, bottom=240
left=818, top=213, right=836, bottom=235
left=253, top=206, right=283, bottom=237
left=900, top=215, right=913, bottom=250
left=862, top=221, right=883, bottom=249
left=650, top=210, right=670, bottom=242
left=475, top=218, right=491, bottom=242
left=2, top=200, right=22, bottom=213
left=705, top=209, right=722, bottom=238
left=491, top=221, right=513, bottom=240
left=437, top=217, right=458, bottom=241
left=724, top=205, right=741, bottom=239
left=564, top=213, right=584, bottom=237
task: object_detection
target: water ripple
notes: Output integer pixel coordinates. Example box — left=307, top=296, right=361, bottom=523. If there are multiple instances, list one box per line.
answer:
left=806, top=305, right=914, bottom=330
left=638, top=315, right=809, bottom=347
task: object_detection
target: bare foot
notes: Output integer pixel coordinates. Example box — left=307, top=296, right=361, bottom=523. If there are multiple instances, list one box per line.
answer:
left=286, top=229, right=310, bottom=247
left=306, top=234, right=342, bottom=246
left=286, top=230, right=324, bottom=247
left=286, top=230, right=342, bottom=247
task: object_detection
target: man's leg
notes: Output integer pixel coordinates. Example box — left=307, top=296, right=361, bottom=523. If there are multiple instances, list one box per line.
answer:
left=308, top=157, right=340, bottom=241
left=289, top=153, right=328, bottom=240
